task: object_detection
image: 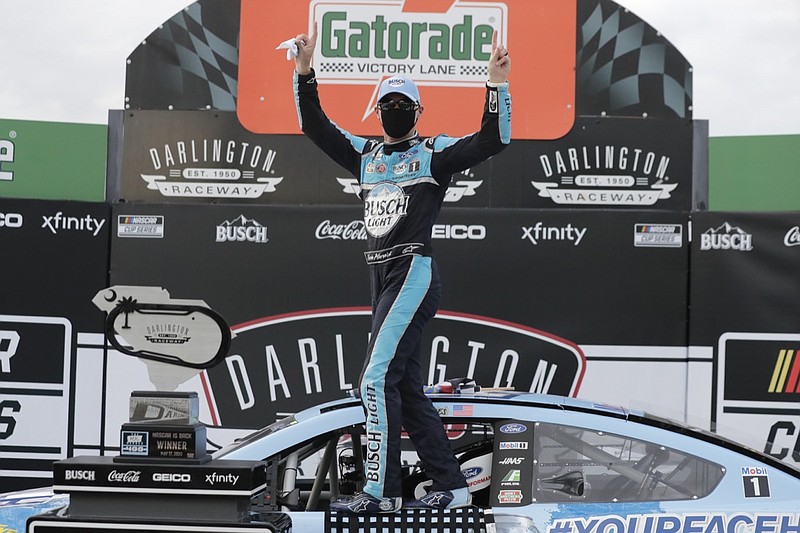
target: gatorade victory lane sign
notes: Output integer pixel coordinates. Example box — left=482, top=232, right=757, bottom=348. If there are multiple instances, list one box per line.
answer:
left=238, top=0, right=576, bottom=140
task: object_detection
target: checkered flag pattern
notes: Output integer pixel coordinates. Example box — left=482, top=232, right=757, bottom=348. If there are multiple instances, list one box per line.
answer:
left=327, top=507, right=494, bottom=532
left=575, top=0, right=693, bottom=119
left=125, top=0, right=240, bottom=111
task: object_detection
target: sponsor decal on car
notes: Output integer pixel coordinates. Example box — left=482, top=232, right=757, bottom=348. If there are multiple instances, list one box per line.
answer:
left=499, top=423, right=527, bottom=434
left=547, top=513, right=800, bottom=533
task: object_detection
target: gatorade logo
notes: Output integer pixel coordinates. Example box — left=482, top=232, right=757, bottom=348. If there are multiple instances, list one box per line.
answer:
left=0, top=138, right=14, bottom=181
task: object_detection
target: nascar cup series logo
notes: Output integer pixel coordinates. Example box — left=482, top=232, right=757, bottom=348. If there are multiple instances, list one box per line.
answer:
left=364, top=182, right=409, bottom=237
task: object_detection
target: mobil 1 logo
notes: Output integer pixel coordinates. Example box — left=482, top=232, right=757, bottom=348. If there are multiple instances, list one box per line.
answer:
left=742, top=466, right=770, bottom=498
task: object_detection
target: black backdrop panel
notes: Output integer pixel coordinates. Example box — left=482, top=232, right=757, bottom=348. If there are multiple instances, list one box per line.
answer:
left=690, top=212, right=800, bottom=344
left=110, top=204, right=688, bottom=427
left=0, top=199, right=110, bottom=323
left=0, top=198, right=110, bottom=489
left=116, top=111, right=699, bottom=211
left=491, top=116, right=695, bottom=210
left=689, top=211, right=800, bottom=470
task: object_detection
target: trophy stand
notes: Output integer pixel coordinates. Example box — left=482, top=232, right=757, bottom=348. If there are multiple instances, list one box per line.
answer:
left=115, top=390, right=210, bottom=464
left=32, top=287, right=291, bottom=532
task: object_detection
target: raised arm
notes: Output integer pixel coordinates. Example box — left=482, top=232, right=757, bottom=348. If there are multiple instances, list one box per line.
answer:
left=429, top=30, right=512, bottom=181
left=292, top=22, right=372, bottom=178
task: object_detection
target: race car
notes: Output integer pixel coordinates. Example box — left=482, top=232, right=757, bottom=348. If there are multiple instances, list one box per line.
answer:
left=2, top=390, right=799, bottom=532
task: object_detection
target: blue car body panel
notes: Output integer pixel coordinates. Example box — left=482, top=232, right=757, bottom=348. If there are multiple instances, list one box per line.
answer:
left=2, top=392, right=799, bottom=532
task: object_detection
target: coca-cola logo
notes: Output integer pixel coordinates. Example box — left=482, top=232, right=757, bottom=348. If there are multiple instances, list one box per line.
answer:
left=784, top=226, right=800, bottom=247
left=108, top=470, right=142, bottom=483
left=315, top=219, right=367, bottom=240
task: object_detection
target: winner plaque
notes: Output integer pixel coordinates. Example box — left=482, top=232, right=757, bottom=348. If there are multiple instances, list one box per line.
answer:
left=116, top=391, right=210, bottom=464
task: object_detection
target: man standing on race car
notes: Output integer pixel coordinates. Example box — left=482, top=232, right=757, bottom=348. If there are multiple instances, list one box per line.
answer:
left=290, top=21, right=511, bottom=513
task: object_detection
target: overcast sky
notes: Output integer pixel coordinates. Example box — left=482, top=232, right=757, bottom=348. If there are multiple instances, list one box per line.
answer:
left=0, top=0, right=797, bottom=137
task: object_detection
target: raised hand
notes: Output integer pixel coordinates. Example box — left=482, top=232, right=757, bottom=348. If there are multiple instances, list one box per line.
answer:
left=488, top=30, right=510, bottom=84
left=294, top=21, right=318, bottom=75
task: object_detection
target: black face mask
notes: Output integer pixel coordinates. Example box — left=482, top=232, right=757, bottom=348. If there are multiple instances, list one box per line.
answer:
left=380, top=108, right=418, bottom=138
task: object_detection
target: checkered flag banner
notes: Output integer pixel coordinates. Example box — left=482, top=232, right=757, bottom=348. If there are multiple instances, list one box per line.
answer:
left=575, top=0, right=693, bottom=119
left=125, top=0, right=240, bottom=111
left=327, top=507, right=495, bottom=532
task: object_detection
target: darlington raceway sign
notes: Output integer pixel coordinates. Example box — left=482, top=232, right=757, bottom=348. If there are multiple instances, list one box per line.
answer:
left=201, top=308, right=585, bottom=428
left=237, top=0, right=576, bottom=139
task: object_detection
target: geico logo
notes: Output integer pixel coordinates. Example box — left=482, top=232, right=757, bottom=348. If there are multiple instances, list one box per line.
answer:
left=64, top=470, right=96, bottom=481
left=153, top=473, right=191, bottom=482
left=431, top=224, right=486, bottom=240
left=0, top=212, right=23, bottom=227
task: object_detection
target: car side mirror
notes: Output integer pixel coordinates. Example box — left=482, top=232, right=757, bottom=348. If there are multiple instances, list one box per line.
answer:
left=540, top=470, right=587, bottom=497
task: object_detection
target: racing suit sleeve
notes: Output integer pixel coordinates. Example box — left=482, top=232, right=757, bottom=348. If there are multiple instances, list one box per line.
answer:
left=293, top=69, right=374, bottom=178
left=429, top=83, right=511, bottom=185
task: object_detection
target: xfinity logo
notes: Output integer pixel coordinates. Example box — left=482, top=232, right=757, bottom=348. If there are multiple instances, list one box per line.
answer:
left=785, top=226, right=800, bottom=247
left=42, top=211, right=106, bottom=236
left=700, top=222, right=753, bottom=251
left=206, top=472, right=240, bottom=485
left=0, top=212, right=23, bottom=228
left=522, top=222, right=586, bottom=245
left=431, top=224, right=486, bottom=240
left=153, top=473, right=191, bottom=483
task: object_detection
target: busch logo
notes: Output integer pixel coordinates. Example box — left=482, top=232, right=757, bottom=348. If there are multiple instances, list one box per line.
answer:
left=216, top=215, right=268, bottom=243
left=64, top=470, right=95, bottom=481
left=364, top=182, right=409, bottom=237
left=700, top=222, right=753, bottom=251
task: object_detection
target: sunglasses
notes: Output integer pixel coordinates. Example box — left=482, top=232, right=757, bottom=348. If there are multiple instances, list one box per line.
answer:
left=376, top=100, right=420, bottom=112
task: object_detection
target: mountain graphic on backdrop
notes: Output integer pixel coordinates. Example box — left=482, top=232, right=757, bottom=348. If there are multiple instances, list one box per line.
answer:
left=220, top=215, right=263, bottom=227
left=704, top=222, right=747, bottom=235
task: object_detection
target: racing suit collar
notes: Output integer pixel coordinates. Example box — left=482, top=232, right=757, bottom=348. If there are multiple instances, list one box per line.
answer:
left=382, top=135, right=420, bottom=155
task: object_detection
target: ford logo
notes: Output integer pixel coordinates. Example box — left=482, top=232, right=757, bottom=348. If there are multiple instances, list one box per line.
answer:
left=461, top=467, right=483, bottom=479
left=500, top=423, right=527, bottom=434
